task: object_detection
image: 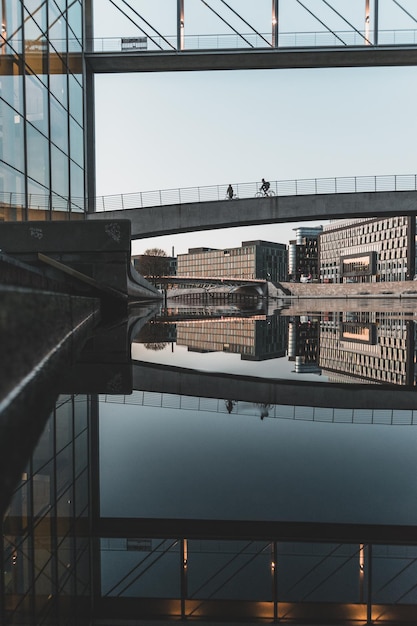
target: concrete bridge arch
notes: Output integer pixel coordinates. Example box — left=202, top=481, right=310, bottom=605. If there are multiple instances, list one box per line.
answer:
left=88, top=190, right=417, bottom=240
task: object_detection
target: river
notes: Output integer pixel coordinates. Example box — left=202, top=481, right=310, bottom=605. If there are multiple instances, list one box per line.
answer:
left=2, top=299, right=417, bottom=624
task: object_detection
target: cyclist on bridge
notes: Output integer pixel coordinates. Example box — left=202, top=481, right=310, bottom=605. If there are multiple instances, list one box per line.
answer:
left=260, top=178, right=270, bottom=195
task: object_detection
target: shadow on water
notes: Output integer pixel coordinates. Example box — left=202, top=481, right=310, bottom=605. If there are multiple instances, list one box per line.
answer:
left=2, top=297, right=417, bottom=624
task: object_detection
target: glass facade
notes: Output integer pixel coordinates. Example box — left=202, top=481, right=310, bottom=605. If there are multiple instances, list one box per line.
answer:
left=0, top=1, right=86, bottom=221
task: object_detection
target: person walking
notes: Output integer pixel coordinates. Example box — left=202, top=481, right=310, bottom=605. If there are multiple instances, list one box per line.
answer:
left=227, top=184, right=234, bottom=200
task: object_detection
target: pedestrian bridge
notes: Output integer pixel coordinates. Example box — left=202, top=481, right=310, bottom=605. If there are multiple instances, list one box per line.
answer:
left=87, top=174, right=417, bottom=240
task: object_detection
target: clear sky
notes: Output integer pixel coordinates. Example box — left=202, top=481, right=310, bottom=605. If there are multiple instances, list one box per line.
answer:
left=93, top=0, right=417, bottom=256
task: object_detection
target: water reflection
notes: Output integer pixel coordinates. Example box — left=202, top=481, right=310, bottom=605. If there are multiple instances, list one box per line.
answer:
left=2, top=302, right=417, bottom=624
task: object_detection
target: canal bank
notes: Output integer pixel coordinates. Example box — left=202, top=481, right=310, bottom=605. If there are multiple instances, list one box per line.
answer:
left=276, top=280, right=417, bottom=298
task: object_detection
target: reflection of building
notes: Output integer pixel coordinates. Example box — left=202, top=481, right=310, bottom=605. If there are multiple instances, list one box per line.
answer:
left=319, top=312, right=415, bottom=386
left=177, top=240, right=287, bottom=281
left=3, top=394, right=92, bottom=623
left=288, top=226, right=322, bottom=282
left=287, top=316, right=321, bottom=374
left=319, top=217, right=415, bottom=283
left=0, top=1, right=88, bottom=220
left=176, top=315, right=287, bottom=360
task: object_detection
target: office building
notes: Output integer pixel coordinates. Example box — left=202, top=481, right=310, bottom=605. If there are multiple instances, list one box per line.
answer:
left=177, top=240, right=287, bottom=282
left=0, top=1, right=90, bottom=221
left=288, top=226, right=322, bottom=282
left=319, top=217, right=415, bottom=283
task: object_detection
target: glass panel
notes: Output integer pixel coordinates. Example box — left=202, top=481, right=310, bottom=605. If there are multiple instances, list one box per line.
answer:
left=188, top=540, right=272, bottom=601
left=50, top=95, right=68, bottom=153
left=101, top=538, right=181, bottom=598
left=277, top=542, right=363, bottom=603
left=33, top=467, right=52, bottom=520
left=74, top=396, right=88, bottom=435
left=24, top=13, right=48, bottom=83
left=25, top=73, right=48, bottom=135
left=57, top=536, right=75, bottom=595
left=69, top=74, right=83, bottom=125
left=75, top=430, right=87, bottom=476
left=26, top=122, right=49, bottom=188
left=32, top=413, right=53, bottom=474
left=0, top=99, right=25, bottom=172
left=2, top=0, right=23, bottom=54
left=56, top=397, right=74, bottom=453
left=49, top=1, right=67, bottom=53
left=50, top=70, right=68, bottom=109
left=56, top=445, right=73, bottom=495
left=70, top=161, right=85, bottom=210
left=0, top=162, right=25, bottom=220
left=70, top=116, right=83, bottom=166
left=0, top=69, right=24, bottom=115
left=373, top=545, right=417, bottom=604
left=68, top=0, right=82, bottom=43
left=75, top=468, right=89, bottom=516
left=51, top=144, right=69, bottom=199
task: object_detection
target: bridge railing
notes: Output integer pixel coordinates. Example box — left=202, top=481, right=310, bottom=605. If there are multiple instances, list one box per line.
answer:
left=95, top=174, right=417, bottom=212
left=89, top=29, right=417, bottom=53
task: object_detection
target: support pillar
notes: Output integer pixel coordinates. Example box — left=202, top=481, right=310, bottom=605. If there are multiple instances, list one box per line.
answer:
left=374, top=0, right=379, bottom=45
left=365, top=0, right=370, bottom=44
left=177, top=0, right=184, bottom=51
left=272, top=0, right=279, bottom=48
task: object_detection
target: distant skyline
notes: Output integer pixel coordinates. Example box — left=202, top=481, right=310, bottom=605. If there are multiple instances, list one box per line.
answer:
left=93, top=0, right=417, bottom=255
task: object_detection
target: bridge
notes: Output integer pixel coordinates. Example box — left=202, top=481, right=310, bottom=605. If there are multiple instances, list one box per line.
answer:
left=86, top=0, right=417, bottom=74
left=87, top=174, right=417, bottom=239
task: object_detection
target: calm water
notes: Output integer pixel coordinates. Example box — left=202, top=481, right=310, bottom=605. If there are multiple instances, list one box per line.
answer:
left=3, top=300, right=417, bottom=624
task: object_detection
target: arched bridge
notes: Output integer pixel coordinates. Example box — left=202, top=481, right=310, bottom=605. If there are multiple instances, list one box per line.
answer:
left=87, top=174, right=417, bottom=239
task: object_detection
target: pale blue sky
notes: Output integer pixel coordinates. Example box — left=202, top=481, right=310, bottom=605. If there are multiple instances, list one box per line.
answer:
left=93, top=1, right=417, bottom=255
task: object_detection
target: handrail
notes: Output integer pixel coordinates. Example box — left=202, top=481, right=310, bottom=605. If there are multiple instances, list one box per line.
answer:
left=94, top=174, right=417, bottom=212
left=87, top=29, right=417, bottom=53
left=1, top=29, right=416, bottom=55
left=0, top=174, right=416, bottom=213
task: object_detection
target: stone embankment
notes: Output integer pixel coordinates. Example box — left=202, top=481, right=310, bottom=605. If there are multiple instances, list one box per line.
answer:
left=277, top=280, right=417, bottom=299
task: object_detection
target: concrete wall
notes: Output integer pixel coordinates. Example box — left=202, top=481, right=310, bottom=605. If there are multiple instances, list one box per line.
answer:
left=0, top=220, right=161, bottom=300
left=279, top=280, right=417, bottom=299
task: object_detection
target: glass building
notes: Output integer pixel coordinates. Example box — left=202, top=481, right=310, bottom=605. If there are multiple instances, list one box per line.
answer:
left=0, top=1, right=91, bottom=221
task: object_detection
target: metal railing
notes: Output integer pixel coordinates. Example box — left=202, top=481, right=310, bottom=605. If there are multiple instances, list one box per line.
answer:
left=95, top=174, right=417, bottom=212
left=89, top=29, right=417, bottom=53
left=1, top=174, right=416, bottom=215
left=1, top=28, right=416, bottom=56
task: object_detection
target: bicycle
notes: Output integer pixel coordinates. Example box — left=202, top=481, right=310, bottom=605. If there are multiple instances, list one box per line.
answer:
left=255, top=188, right=275, bottom=198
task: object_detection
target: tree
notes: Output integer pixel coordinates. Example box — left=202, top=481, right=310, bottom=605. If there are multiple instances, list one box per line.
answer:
left=135, top=248, right=168, bottom=279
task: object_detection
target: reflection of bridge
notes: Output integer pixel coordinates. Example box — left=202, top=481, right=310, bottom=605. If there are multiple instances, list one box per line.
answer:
left=87, top=175, right=417, bottom=239
left=132, top=360, right=417, bottom=411
left=158, top=275, right=269, bottom=297
left=104, top=389, right=417, bottom=426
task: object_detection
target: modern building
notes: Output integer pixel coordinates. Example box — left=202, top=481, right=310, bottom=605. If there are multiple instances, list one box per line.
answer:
left=288, top=226, right=322, bottom=282
left=0, top=1, right=91, bottom=221
left=319, top=217, right=415, bottom=283
left=177, top=240, right=287, bottom=282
